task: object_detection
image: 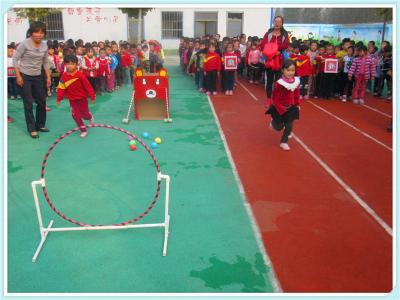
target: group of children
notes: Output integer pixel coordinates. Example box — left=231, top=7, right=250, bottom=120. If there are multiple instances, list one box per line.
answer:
left=179, top=34, right=392, bottom=105
left=8, top=38, right=165, bottom=135
left=179, top=33, right=392, bottom=150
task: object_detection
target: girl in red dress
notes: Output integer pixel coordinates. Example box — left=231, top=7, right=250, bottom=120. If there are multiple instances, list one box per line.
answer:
left=266, top=60, right=301, bottom=151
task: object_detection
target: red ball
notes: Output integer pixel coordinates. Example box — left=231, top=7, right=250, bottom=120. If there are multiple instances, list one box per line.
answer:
left=130, top=144, right=137, bottom=151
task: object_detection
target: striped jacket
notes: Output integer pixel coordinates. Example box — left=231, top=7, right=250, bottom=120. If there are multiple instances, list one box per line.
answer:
left=348, top=56, right=376, bottom=80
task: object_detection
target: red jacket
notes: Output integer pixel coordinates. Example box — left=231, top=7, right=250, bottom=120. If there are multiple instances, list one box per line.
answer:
left=57, top=71, right=95, bottom=102
left=204, top=52, right=221, bottom=72
left=120, top=53, right=132, bottom=68
left=97, top=57, right=110, bottom=77
left=272, top=77, right=301, bottom=115
left=82, top=56, right=99, bottom=78
left=316, top=54, right=336, bottom=73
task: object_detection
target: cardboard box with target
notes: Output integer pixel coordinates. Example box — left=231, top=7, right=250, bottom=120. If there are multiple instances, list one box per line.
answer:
left=133, top=68, right=172, bottom=122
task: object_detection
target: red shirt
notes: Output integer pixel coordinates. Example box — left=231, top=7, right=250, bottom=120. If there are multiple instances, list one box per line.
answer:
left=296, top=54, right=312, bottom=77
left=204, top=52, right=222, bottom=72
left=97, top=57, right=110, bottom=76
left=316, top=54, right=336, bottom=73
left=272, top=76, right=301, bottom=115
left=120, top=52, right=132, bottom=68
left=57, top=71, right=95, bottom=102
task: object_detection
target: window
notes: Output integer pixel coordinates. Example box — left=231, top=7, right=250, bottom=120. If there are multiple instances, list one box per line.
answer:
left=227, top=12, right=243, bottom=37
left=194, top=12, right=218, bottom=38
left=161, top=11, right=183, bottom=39
left=40, top=12, right=64, bottom=40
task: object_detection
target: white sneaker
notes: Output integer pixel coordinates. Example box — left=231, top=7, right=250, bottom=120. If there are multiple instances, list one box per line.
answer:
left=359, top=99, right=365, bottom=104
left=80, top=131, right=87, bottom=138
left=10, top=96, right=15, bottom=100
left=342, top=95, right=347, bottom=103
left=90, top=116, right=95, bottom=126
left=280, top=143, right=290, bottom=151
left=353, top=99, right=360, bottom=104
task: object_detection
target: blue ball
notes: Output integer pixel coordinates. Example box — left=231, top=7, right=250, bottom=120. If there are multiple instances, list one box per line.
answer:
left=150, top=142, right=158, bottom=149
left=142, top=132, right=150, bottom=138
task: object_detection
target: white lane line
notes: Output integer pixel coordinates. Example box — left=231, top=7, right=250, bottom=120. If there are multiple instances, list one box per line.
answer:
left=362, top=104, right=392, bottom=118
left=237, top=80, right=259, bottom=102
left=206, top=94, right=282, bottom=292
left=308, top=101, right=392, bottom=151
left=293, top=133, right=393, bottom=237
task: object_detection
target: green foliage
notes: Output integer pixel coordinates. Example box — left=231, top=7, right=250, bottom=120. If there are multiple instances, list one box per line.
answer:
left=119, top=8, right=153, bottom=18
left=13, top=8, right=61, bottom=22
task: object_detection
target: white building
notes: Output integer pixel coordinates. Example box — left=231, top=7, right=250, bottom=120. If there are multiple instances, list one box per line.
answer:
left=7, top=7, right=272, bottom=49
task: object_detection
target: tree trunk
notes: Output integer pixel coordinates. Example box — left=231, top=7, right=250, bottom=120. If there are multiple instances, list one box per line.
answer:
left=381, top=11, right=387, bottom=44
left=138, top=8, right=142, bottom=43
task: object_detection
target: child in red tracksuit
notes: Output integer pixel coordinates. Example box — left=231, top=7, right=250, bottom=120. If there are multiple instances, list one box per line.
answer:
left=57, top=55, right=96, bottom=138
left=204, top=43, right=221, bottom=95
left=294, top=45, right=312, bottom=99
left=266, top=60, right=301, bottom=151
left=97, top=48, right=110, bottom=95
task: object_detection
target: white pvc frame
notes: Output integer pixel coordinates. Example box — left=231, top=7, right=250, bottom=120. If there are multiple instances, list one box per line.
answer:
left=31, top=173, right=170, bottom=263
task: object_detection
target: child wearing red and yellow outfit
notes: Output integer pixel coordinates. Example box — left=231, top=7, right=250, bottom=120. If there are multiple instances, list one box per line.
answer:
left=57, top=55, right=96, bottom=138
left=204, top=44, right=221, bottom=95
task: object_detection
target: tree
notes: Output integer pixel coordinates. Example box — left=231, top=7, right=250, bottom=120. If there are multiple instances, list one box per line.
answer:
left=119, top=8, right=153, bottom=42
left=14, top=8, right=61, bottom=23
left=376, top=8, right=393, bottom=43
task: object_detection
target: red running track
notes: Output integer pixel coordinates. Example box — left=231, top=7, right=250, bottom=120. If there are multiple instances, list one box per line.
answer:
left=208, top=78, right=392, bottom=292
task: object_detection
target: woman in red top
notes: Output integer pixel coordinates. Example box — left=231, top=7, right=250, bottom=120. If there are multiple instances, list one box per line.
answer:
left=266, top=60, right=300, bottom=151
left=259, top=16, right=289, bottom=99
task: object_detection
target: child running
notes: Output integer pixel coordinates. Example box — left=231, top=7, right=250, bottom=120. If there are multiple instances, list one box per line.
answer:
left=266, top=60, right=301, bottom=151
left=57, top=55, right=96, bottom=138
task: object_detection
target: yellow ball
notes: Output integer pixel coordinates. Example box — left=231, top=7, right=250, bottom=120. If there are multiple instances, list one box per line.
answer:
left=155, top=137, right=162, bottom=144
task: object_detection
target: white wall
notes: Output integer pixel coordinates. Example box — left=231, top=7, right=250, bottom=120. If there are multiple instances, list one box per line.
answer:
left=144, top=8, right=272, bottom=50
left=7, top=10, right=30, bottom=44
left=62, top=8, right=127, bottom=42
left=7, top=8, right=127, bottom=44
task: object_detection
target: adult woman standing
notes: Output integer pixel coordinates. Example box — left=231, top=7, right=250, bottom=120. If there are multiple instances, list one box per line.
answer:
left=13, top=21, right=51, bottom=138
left=259, top=16, right=289, bottom=99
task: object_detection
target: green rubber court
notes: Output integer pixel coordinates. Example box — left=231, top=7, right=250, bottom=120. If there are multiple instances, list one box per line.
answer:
left=7, top=61, right=277, bottom=293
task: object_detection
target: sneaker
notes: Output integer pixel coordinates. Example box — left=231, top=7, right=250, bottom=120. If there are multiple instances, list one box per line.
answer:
left=387, top=96, right=392, bottom=100
left=280, top=143, right=290, bottom=151
left=299, top=95, right=304, bottom=100
left=288, top=133, right=293, bottom=139
left=353, top=99, right=360, bottom=104
left=314, top=96, right=318, bottom=99
left=212, top=92, right=217, bottom=95
left=80, top=131, right=88, bottom=138
left=359, top=99, right=365, bottom=105
left=48, top=91, right=52, bottom=97
left=255, top=81, right=259, bottom=85
left=229, top=90, right=233, bottom=96
left=17, top=95, right=21, bottom=99
left=249, top=80, right=253, bottom=84
left=38, top=127, right=50, bottom=132
left=342, top=95, right=347, bottom=103
left=225, top=91, right=229, bottom=95
left=339, top=95, right=343, bottom=100
left=304, top=95, right=309, bottom=100
left=46, top=105, right=52, bottom=112
left=7, top=117, right=13, bottom=123
left=206, top=91, right=211, bottom=96
left=10, top=96, right=15, bottom=100
left=90, top=116, right=95, bottom=126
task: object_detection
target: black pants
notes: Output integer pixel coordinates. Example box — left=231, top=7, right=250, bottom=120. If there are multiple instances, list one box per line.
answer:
left=248, top=63, right=263, bottom=82
left=337, top=71, right=347, bottom=96
left=205, top=70, right=217, bottom=92
left=237, top=59, right=245, bottom=76
left=223, top=71, right=235, bottom=91
left=315, top=73, right=323, bottom=97
left=343, top=75, right=354, bottom=98
left=300, top=76, right=309, bottom=97
left=88, top=77, right=98, bottom=92
left=21, top=74, right=47, bottom=133
left=265, top=68, right=281, bottom=98
left=272, top=118, right=294, bottom=143
left=376, top=73, right=392, bottom=96
left=321, top=73, right=336, bottom=99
